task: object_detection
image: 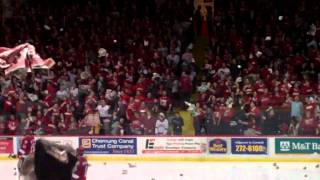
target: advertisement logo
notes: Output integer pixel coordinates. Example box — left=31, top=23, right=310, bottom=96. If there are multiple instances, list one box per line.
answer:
left=275, top=138, right=320, bottom=154
left=208, top=139, right=227, bottom=154
left=81, top=139, right=92, bottom=148
left=279, top=141, right=290, bottom=152
left=141, top=137, right=206, bottom=154
left=145, top=139, right=155, bottom=149
left=231, top=138, right=268, bottom=155
left=79, top=138, right=137, bottom=154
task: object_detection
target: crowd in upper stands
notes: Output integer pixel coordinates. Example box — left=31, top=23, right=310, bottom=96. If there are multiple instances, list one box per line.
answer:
left=0, top=0, right=319, bottom=136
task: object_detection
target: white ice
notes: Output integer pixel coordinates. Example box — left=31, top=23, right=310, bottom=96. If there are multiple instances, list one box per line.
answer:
left=0, top=160, right=319, bottom=180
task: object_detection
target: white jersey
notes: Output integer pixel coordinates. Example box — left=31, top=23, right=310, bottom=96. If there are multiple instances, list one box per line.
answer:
left=155, top=119, right=169, bottom=135
left=97, top=105, right=110, bottom=118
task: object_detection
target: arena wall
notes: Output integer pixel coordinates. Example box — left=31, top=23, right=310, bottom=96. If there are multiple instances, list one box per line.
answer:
left=0, top=136, right=319, bottom=162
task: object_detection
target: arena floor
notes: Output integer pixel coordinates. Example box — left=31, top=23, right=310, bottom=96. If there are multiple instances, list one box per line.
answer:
left=0, top=160, right=319, bottom=180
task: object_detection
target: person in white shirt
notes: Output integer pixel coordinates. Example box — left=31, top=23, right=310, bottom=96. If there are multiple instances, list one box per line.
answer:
left=56, top=86, right=68, bottom=100
left=166, top=50, right=180, bottom=67
left=96, top=100, right=111, bottom=134
left=155, top=113, right=169, bottom=135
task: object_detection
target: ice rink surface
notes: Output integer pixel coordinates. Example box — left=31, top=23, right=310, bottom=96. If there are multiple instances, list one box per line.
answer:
left=0, top=160, right=319, bottom=180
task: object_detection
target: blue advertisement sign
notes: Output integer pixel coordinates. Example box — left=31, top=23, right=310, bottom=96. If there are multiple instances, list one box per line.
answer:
left=231, top=138, right=267, bottom=155
left=79, top=138, right=137, bottom=154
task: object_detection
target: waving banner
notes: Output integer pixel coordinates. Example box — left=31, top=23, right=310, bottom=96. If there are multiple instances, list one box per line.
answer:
left=0, top=43, right=55, bottom=75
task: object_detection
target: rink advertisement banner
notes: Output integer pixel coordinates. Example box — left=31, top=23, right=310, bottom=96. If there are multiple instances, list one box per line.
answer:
left=0, top=137, right=14, bottom=154
left=80, top=138, right=137, bottom=154
left=207, top=138, right=228, bottom=154
left=140, top=137, right=207, bottom=154
left=231, top=138, right=268, bottom=155
left=275, top=138, right=320, bottom=154
left=35, top=136, right=79, bottom=149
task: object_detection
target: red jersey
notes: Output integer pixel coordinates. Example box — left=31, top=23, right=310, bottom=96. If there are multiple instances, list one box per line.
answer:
left=18, top=136, right=35, bottom=157
left=159, top=96, right=171, bottom=109
left=72, top=156, right=88, bottom=180
left=301, top=117, right=316, bottom=135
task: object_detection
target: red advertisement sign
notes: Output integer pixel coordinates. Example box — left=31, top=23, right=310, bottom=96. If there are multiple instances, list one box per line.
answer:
left=0, top=137, right=14, bottom=154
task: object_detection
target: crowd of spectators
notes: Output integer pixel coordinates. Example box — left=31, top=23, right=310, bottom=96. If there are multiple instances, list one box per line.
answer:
left=0, top=0, right=319, bottom=136
left=0, top=0, right=194, bottom=136
left=193, top=0, right=320, bottom=136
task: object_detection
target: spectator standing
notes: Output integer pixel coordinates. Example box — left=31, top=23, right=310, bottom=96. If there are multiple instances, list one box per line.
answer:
left=261, top=107, right=280, bottom=135
left=194, top=5, right=202, bottom=36
left=155, top=112, right=169, bottom=135
left=83, top=108, right=101, bottom=135
left=141, top=111, right=156, bottom=135
left=186, top=102, right=203, bottom=135
left=171, top=112, right=184, bottom=135
left=288, top=117, right=300, bottom=136
left=203, top=104, right=215, bottom=135
left=96, top=100, right=111, bottom=134
left=300, top=111, right=317, bottom=135
left=290, top=96, right=303, bottom=121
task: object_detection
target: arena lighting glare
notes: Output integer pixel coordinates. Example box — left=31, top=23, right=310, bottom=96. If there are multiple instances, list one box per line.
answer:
left=265, top=36, right=271, bottom=41
left=44, top=25, right=51, bottom=30
left=144, top=40, right=149, bottom=46
left=113, top=39, right=117, bottom=43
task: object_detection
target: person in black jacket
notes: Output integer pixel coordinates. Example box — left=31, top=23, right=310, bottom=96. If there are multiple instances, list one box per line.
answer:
left=171, top=112, right=184, bottom=135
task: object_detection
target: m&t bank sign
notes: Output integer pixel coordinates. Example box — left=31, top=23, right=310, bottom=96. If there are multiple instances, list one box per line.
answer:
left=275, top=138, right=320, bottom=154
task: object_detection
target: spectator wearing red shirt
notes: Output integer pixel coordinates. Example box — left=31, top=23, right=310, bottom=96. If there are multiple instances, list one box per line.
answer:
left=304, top=97, right=317, bottom=117
left=3, top=96, right=14, bottom=115
left=44, top=116, right=57, bottom=135
left=158, top=91, right=172, bottom=112
left=301, top=81, right=314, bottom=96
left=141, top=111, right=156, bottom=135
left=300, top=111, right=317, bottom=135
left=259, top=89, right=271, bottom=108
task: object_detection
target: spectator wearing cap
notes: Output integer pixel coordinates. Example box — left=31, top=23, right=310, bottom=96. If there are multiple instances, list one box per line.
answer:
left=155, top=112, right=169, bottom=135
